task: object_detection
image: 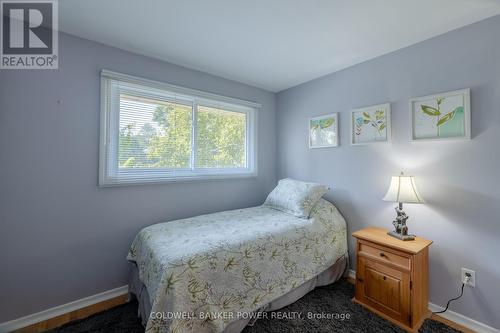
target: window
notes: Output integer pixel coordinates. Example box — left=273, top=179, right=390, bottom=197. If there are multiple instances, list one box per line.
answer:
left=99, top=71, right=258, bottom=186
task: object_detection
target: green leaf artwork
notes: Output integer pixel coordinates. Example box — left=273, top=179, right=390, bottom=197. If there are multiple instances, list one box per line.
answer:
left=309, top=114, right=337, bottom=147
left=319, top=118, right=334, bottom=129
left=437, top=109, right=456, bottom=126
left=310, top=117, right=334, bottom=130
left=353, top=107, right=388, bottom=143
left=421, top=105, right=441, bottom=116
left=419, top=97, right=464, bottom=138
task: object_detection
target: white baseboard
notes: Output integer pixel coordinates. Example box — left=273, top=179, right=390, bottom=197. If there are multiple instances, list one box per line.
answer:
left=348, top=269, right=499, bottom=333
left=0, top=285, right=129, bottom=333
left=428, top=303, right=500, bottom=333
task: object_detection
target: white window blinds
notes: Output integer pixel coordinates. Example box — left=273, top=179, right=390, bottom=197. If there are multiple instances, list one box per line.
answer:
left=99, top=71, right=258, bottom=186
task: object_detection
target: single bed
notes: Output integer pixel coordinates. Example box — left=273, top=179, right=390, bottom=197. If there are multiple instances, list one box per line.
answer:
left=127, top=198, right=348, bottom=333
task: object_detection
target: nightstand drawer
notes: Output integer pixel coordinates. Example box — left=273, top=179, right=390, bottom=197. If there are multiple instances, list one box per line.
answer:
left=359, top=241, right=411, bottom=270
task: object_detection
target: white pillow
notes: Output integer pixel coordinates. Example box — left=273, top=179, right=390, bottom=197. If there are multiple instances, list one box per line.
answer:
left=264, top=178, right=329, bottom=218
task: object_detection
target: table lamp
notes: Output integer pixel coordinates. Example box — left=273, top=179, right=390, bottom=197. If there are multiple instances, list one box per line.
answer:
left=383, top=172, right=424, bottom=241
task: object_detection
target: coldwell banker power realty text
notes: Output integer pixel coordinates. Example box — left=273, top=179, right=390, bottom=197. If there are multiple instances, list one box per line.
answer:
left=1, top=0, right=58, bottom=69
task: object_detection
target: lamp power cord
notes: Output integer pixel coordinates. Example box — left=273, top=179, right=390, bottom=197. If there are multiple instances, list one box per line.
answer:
left=432, top=273, right=470, bottom=314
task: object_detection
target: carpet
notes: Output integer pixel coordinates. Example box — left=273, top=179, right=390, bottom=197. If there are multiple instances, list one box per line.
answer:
left=46, top=280, right=461, bottom=333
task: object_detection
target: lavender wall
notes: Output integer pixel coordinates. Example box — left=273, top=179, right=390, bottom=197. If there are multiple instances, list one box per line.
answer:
left=0, top=33, right=276, bottom=322
left=276, top=16, right=500, bottom=328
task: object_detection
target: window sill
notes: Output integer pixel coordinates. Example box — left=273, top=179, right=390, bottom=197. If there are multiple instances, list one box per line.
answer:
left=98, top=171, right=258, bottom=187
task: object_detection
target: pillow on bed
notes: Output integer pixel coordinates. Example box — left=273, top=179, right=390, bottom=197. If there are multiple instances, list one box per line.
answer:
left=264, top=178, right=329, bottom=218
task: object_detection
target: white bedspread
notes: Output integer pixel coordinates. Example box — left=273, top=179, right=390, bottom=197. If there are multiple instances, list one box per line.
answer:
left=127, top=199, right=347, bottom=333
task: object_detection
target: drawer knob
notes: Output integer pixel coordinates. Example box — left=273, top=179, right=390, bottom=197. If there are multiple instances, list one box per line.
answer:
left=380, top=252, right=386, bottom=258
left=383, top=276, right=387, bottom=280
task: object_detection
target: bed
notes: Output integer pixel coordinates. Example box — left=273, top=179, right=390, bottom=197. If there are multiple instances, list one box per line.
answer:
left=127, top=194, right=348, bottom=333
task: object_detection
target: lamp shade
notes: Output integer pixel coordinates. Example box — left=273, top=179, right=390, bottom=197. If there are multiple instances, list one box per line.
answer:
left=383, top=174, right=424, bottom=204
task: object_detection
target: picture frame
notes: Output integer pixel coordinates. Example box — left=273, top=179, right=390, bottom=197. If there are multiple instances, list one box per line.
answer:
left=309, top=113, right=339, bottom=148
left=410, top=88, right=471, bottom=141
left=350, top=103, right=391, bottom=145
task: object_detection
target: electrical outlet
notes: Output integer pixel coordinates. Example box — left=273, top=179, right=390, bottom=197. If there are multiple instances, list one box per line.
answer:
left=461, top=268, right=475, bottom=287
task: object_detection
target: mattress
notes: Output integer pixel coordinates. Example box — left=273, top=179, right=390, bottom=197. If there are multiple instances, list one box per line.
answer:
left=127, top=198, right=348, bottom=333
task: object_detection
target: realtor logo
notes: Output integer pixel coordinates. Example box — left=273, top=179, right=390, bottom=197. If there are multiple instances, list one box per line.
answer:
left=1, top=0, right=58, bottom=69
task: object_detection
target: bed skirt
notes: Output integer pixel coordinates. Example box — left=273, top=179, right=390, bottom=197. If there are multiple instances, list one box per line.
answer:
left=129, top=252, right=348, bottom=333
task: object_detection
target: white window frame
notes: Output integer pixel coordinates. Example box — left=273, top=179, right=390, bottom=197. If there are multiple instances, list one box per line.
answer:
left=99, top=70, right=259, bottom=187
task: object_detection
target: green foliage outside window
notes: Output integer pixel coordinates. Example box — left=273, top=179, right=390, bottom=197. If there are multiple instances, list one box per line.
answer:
left=118, top=103, right=246, bottom=170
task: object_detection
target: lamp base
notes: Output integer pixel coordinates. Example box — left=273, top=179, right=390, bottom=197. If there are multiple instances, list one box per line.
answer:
left=387, top=230, right=415, bottom=241
left=389, top=202, right=415, bottom=241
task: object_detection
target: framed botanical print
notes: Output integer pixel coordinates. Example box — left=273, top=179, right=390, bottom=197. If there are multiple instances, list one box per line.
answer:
left=309, top=113, right=338, bottom=148
left=350, top=103, right=391, bottom=145
left=410, top=89, right=471, bottom=141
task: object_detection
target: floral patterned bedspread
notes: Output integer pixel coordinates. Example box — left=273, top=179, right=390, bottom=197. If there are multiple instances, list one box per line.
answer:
left=127, top=199, right=347, bottom=333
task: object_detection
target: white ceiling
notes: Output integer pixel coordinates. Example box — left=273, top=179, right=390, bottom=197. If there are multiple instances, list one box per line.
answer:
left=59, top=0, right=500, bottom=92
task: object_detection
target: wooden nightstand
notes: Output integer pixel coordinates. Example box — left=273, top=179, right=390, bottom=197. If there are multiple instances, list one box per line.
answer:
left=352, top=227, right=433, bottom=332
